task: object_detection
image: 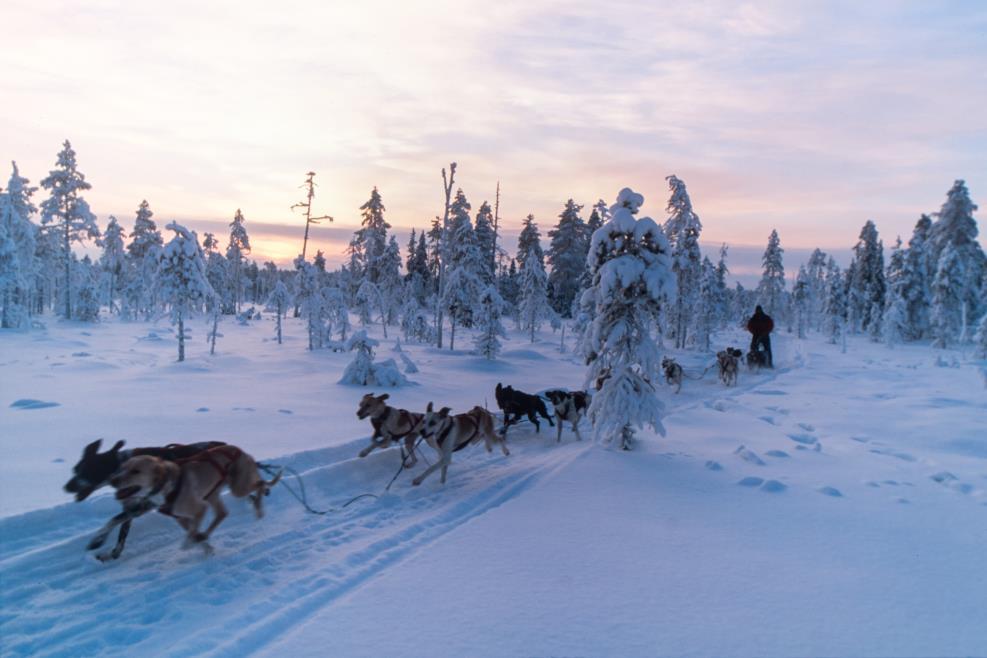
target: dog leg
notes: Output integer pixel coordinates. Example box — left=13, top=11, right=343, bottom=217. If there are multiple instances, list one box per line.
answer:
left=412, top=452, right=450, bottom=486
left=528, top=412, right=540, bottom=433
left=195, top=495, right=228, bottom=543
left=87, top=499, right=152, bottom=555
left=402, top=437, right=418, bottom=467
left=556, top=414, right=564, bottom=442
left=572, top=419, right=583, bottom=441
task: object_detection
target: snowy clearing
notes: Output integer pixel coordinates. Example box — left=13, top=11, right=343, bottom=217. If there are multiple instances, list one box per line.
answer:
left=2, top=316, right=986, bottom=657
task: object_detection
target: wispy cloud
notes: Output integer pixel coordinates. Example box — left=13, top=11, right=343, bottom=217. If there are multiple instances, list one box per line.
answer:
left=3, top=0, right=984, bottom=273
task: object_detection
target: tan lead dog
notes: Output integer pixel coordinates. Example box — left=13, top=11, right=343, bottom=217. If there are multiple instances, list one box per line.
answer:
left=356, top=393, right=424, bottom=467
left=110, top=445, right=281, bottom=555
left=413, top=403, right=508, bottom=486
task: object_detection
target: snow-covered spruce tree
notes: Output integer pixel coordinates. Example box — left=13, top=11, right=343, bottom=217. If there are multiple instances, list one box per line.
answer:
left=400, top=295, right=432, bottom=344
left=519, top=244, right=551, bottom=343
left=406, top=230, right=431, bottom=302
left=0, top=162, right=38, bottom=328
left=226, top=209, right=251, bottom=313
left=473, top=285, right=507, bottom=359
left=354, top=279, right=380, bottom=330
left=377, top=235, right=403, bottom=328
left=351, top=187, right=390, bottom=286
left=156, top=223, right=217, bottom=362
left=294, top=261, right=325, bottom=350
left=847, top=220, right=885, bottom=337
left=663, top=175, right=703, bottom=349
left=474, top=201, right=497, bottom=283
left=929, top=180, right=984, bottom=339
left=125, top=200, right=163, bottom=319
left=974, top=312, right=987, bottom=359
left=72, top=256, right=101, bottom=322
left=805, top=248, right=829, bottom=332
left=903, top=214, right=933, bottom=339
left=266, top=280, right=291, bottom=345
left=516, top=214, right=545, bottom=271
left=39, top=140, right=101, bottom=319
left=441, top=190, right=485, bottom=348
left=582, top=188, right=674, bottom=450
left=694, top=257, right=719, bottom=351
left=99, top=216, right=125, bottom=314
left=792, top=265, right=809, bottom=339
left=756, top=230, right=785, bottom=317
left=824, top=258, right=847, bottom=346
left=546, top=199, right=587, bottom=318
left=882, top=239, right=910, bottom=348
left=202, top=233, right=233, bottom=314
left=322, top=285, right=351, bottom=342
left=712, top=244, right=730, bottom=329
left=930, top=244, right=965, bottom=349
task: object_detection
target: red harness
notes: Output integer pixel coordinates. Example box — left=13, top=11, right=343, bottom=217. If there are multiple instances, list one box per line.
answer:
left=158, top=445, right=244, bottom=515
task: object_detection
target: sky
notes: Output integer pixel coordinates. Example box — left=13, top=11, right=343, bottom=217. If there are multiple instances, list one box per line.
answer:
left=2, top=0, right=985, bottom=284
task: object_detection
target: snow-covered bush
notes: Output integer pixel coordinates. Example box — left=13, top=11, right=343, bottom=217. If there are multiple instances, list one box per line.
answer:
left=581, top=188, right=675, bottom=449
left=338, top=330, right=409, bottom=386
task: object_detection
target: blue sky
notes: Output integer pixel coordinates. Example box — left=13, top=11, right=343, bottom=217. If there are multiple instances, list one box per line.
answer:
left=2, top=0, right=984, bottom=282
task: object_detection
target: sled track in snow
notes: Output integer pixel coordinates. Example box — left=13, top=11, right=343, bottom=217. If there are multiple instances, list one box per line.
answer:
left=0, top=433, right=591, bottom=658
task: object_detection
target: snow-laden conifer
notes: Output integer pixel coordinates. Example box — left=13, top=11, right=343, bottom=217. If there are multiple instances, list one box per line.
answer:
left=757, top=230, right=785, bottom=317
left=0, top=162, right=38, bottom=328
left=663, top=175, right=702, bottom=349
left=155, top=223, right=217, bottom=361
left=99, top=217, right=125, bottom=314
left=474, top=284, right=507, bottom=359
left=547, top=199, right=587, bottom=318
left=339, top=330, right=408, bottom=386
left=519, top=245, right=551, bottom=343
left=930, top=244, right=965, bottom=348
left=266, top=280, right=291, bottom=344
left=581, top=188, right=675, bottom=450
left=40, top=141, right=100, bottom=319
left=848, top=220, right=885, bottom=336
left=226, top=209, right=251, bottom=313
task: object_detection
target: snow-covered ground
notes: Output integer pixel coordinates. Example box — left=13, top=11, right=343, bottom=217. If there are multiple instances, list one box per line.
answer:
left=1, top=315, right=986, bottom=657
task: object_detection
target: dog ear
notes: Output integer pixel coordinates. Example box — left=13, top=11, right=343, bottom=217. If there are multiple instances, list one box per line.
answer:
left=439, top=407, right=451, bottom=417
left=84, top=439, right=102, bottom=456
left=111, top=440, right=125, bottom=452
left=426, top=401, right=434, bottom=413
left=379, top=393, right=390, bottom=401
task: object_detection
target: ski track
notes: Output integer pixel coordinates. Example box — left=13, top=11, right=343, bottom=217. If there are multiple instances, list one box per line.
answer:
left=0, top=431, right=591, bottom=658
left=4, top=341, right=981, bottom=657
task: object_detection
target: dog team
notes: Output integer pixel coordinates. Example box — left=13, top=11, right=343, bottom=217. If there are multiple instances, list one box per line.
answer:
left=64, top=383, right=589, bottom=561
left=64, top=305, right=774, bottom=562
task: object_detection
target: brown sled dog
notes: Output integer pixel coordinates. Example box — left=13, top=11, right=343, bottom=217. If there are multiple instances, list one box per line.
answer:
left=413, top=403, right=508, bottom=486
left=356, top=393, right=424, bottom=467
left=110, top=445, right=281, bottom=555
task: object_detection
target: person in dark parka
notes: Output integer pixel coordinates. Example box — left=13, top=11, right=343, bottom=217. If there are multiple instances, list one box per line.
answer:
left=747, top=305, right=774, bottom=368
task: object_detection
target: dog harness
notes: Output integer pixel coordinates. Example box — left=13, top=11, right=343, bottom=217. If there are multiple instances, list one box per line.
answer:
left=155, top=445, right=245, bottom=516
left=372, top=408, right=421, bottom=441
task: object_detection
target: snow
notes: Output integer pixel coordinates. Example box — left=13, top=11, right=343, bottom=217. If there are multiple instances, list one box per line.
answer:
left=2, top=317, right=987, bottom=656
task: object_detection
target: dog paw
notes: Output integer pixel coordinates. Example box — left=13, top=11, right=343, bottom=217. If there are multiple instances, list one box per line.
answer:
left=95, top=551, right=115, bottom=562
left=86, top=535, right=107, bottom=550
left=191, top=532, right=210, bottom=543
left=412, top=478, right=423, bottom=486
left=201, top=542, right=215, bottom=556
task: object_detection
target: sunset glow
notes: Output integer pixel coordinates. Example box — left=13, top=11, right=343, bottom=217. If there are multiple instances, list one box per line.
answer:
left=3, top=0, right=985, bottom=273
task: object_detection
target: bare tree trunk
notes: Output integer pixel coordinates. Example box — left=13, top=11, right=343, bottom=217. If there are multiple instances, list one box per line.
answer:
left=64, top=218, right=72, bottom=319
left=209, top=312, right=219, bottom=355
left=178, top=315, right=186, bottom=362
left=449, top=320, right=456, bottom=351
left=276, top=303, right=283, bottom=344
left=435, top=163, right=456, bottom=349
